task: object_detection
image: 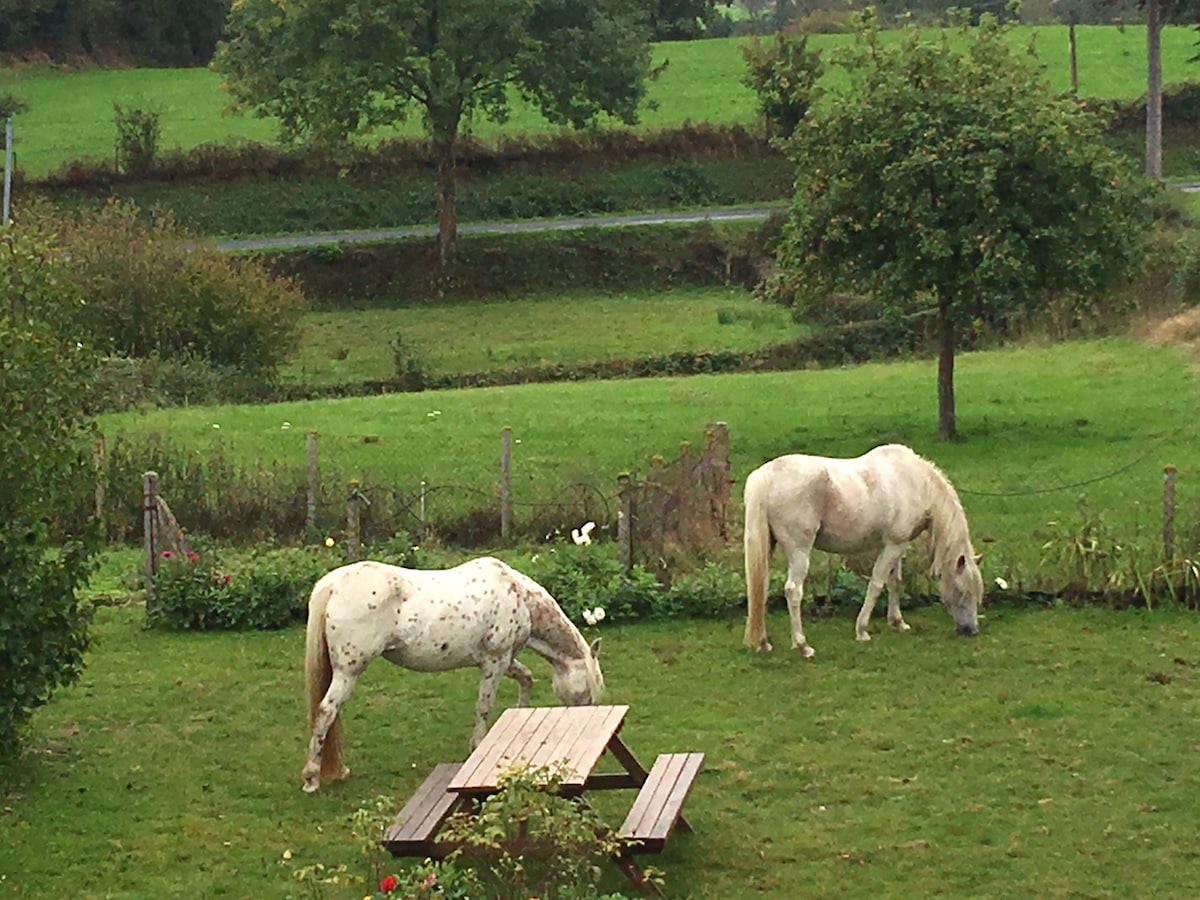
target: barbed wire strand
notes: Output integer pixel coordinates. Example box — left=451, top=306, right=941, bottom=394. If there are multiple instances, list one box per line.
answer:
left=958, top=436, right=1173, bottom=498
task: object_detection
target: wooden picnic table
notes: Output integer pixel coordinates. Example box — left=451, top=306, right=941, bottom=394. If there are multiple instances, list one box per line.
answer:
left=383, top=704, right=704, bottom=896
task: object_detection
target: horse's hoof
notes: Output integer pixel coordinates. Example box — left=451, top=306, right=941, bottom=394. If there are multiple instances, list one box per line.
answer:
left=302, top=780, right=319, bottom=794
left=797, top=645, right=815, bottom=658
left=892, top=621, right=911, bottom=633
left=856, top=632, right=871, bottom=643
left=337, top=766, right=351, bottom=781
left=755, top=640, right=773, bottom=653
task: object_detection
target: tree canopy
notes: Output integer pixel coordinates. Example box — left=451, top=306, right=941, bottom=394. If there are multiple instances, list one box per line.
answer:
left=214, top=0, right=653, bottom=263
left=777, top=12, right=1154, bottom=440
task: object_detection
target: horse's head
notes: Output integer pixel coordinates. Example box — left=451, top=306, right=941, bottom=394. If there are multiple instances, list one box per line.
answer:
left=552, top=638, right=604, bottom=706
left=940, top=552, right=983, bottom=636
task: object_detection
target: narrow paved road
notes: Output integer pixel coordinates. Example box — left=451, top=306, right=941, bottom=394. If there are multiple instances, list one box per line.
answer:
left=214, top=182, right=1200, bottom=251
left=214, top=205, right=783, bottom=251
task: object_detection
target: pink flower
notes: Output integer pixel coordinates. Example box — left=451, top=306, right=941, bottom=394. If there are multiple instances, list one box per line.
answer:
left=160, top=550, right=172, bottom=559
left=421, top=873, right=437, bottom=889
left=185, top=551, right=200, bottom=563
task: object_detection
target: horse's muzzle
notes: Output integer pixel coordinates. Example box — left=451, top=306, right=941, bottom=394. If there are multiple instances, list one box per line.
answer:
left=956, top=623, right=979, bottom=637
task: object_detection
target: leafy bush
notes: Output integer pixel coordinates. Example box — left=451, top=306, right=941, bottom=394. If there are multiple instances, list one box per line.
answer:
left=113, top=104, right=160, bottom=175
left=18, top=199, right=307, bottom=378
left=148, top=545, right=340, bottom=631
left=0, top=227, right=103, bottom=757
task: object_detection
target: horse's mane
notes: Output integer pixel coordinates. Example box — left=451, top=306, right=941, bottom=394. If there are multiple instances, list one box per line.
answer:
left=920, top=455, right=974, bottom=577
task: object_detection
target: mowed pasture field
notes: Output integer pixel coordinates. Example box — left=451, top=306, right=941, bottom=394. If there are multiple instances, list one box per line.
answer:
left=1, top=26, right=1197, bottom=178
left=284, top=287, right=802, bottom=386
left=1, top=600, right=1198, bottom=898
left=102, top=338, right=1200, bottom=579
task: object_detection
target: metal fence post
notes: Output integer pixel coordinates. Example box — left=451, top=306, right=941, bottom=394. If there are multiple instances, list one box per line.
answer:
left=500, top=426, right=512, bottom=541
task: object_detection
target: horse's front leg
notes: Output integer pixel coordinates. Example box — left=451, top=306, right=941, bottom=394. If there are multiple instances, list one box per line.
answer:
left=857, top=545, right=906, bottom=642
left=470, top=656, right=508, bottom=751
left=784, top=549, right=815, bottom=658
left=506, top=658, right=534, bottom=706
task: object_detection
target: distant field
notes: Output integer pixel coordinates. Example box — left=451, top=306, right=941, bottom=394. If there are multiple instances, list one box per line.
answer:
left=1, top=26, right=1196, bottom=178
left=283, top=287, right=802, bottom=386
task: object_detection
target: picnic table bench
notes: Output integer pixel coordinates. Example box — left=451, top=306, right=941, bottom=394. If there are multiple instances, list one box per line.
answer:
left=383, top=705, right=703, bottom=896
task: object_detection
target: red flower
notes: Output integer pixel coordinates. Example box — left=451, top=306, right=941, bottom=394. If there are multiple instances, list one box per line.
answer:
left=185, top=551, right=200, bottom=563
left=379, top=874, right=398, bottom=893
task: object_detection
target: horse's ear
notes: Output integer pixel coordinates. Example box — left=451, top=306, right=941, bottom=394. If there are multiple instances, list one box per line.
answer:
left=974, top=553, right=983, bottom=565
left=589, top=638, right=601, bottom=658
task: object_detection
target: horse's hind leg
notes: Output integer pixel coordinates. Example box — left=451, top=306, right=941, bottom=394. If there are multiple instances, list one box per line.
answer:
left=506, top=658, right=534, bottom=707
left=885, top=556, right=911, bottom=633
left=302, top=668, right=358, bottom=793
left=783, top=546, right=816, bottom=658
left=856, top=544, right=906, bottom=642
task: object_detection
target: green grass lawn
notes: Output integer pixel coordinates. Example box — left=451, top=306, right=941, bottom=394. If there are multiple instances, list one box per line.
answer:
left=284, top=287, right=803, bottom=386
left=100, top=337, right=1200, bottom=579
left=2, top=599, right=1198, bottom=898
left=2, top=26, right=1197, bottom=178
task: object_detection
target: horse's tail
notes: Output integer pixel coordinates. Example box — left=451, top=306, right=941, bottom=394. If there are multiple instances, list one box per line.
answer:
left=305, top=575, right=343, bottom=781
left=743, top=468, right=772, bottom=649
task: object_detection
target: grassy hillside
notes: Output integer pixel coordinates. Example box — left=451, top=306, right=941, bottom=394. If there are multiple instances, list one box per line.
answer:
left=283, top=286, right=802, bottom=386
left=100, top=338, right=1199, bottom=578
left=1, top=26, right=1196, bottom=178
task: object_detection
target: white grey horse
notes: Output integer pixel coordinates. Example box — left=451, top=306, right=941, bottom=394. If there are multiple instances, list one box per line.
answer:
left=743, top=444, right=982, bottom=658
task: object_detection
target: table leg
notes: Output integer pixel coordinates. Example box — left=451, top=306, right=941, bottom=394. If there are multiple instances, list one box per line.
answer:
left=606, top=734, right=650, bottom=782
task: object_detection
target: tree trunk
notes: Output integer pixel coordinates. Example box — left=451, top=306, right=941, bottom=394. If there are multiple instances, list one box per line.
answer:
left=936, top=303, right=957, bottom=442
left=1145, top=0, right=1163, bottom=181
left=1068, top=22, right=1078, bottom=97
left=435, top=140, right=458, bottom=267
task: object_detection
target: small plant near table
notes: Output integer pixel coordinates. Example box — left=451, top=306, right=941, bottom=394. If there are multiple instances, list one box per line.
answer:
left=295, top=767, right=643, bottom=899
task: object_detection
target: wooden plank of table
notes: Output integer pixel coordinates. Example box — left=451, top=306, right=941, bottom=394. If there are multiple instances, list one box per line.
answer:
left=449, top=706, right=548, bottom=791
left=554, top=705, right=628, bottom=788
left=450, top=705, right=629, bottom=793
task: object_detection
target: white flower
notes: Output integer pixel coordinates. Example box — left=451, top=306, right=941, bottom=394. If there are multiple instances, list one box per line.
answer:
left=531, top=553, right=540, bottom=563
left=426, top=410, right=442, bottom=418
left=994, top=577, right=1009, bottom=591
left=593, top=606, right=606, bottom=623
left=571, top=521, right=596, bottom=546
left=212, top=423, right=220, bottom=429
left=582, top=610, right=596, bottom=626
left=281, top=421, right=292, bottom=430
left=324, top=537, right=335, bottom=548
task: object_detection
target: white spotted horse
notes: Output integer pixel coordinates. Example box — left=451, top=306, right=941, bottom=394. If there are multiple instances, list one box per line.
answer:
left=301, top=556, right=603, bottom=793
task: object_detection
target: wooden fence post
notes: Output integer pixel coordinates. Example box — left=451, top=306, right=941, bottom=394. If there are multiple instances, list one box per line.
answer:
left=500, top=426, right=512, bottom=542
left=93, top=434, right=106, bottom=524
left=1163, top=465, right=1177, bottom=561
left=346, top=479, right=369, bottom=562
left=142, top=470, right=160, bottom=608
left=306, top=430, right=320, bottom=543
left=617, top=472, right=633, bottom=571
left=706, top=421, right=731, bottom=541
